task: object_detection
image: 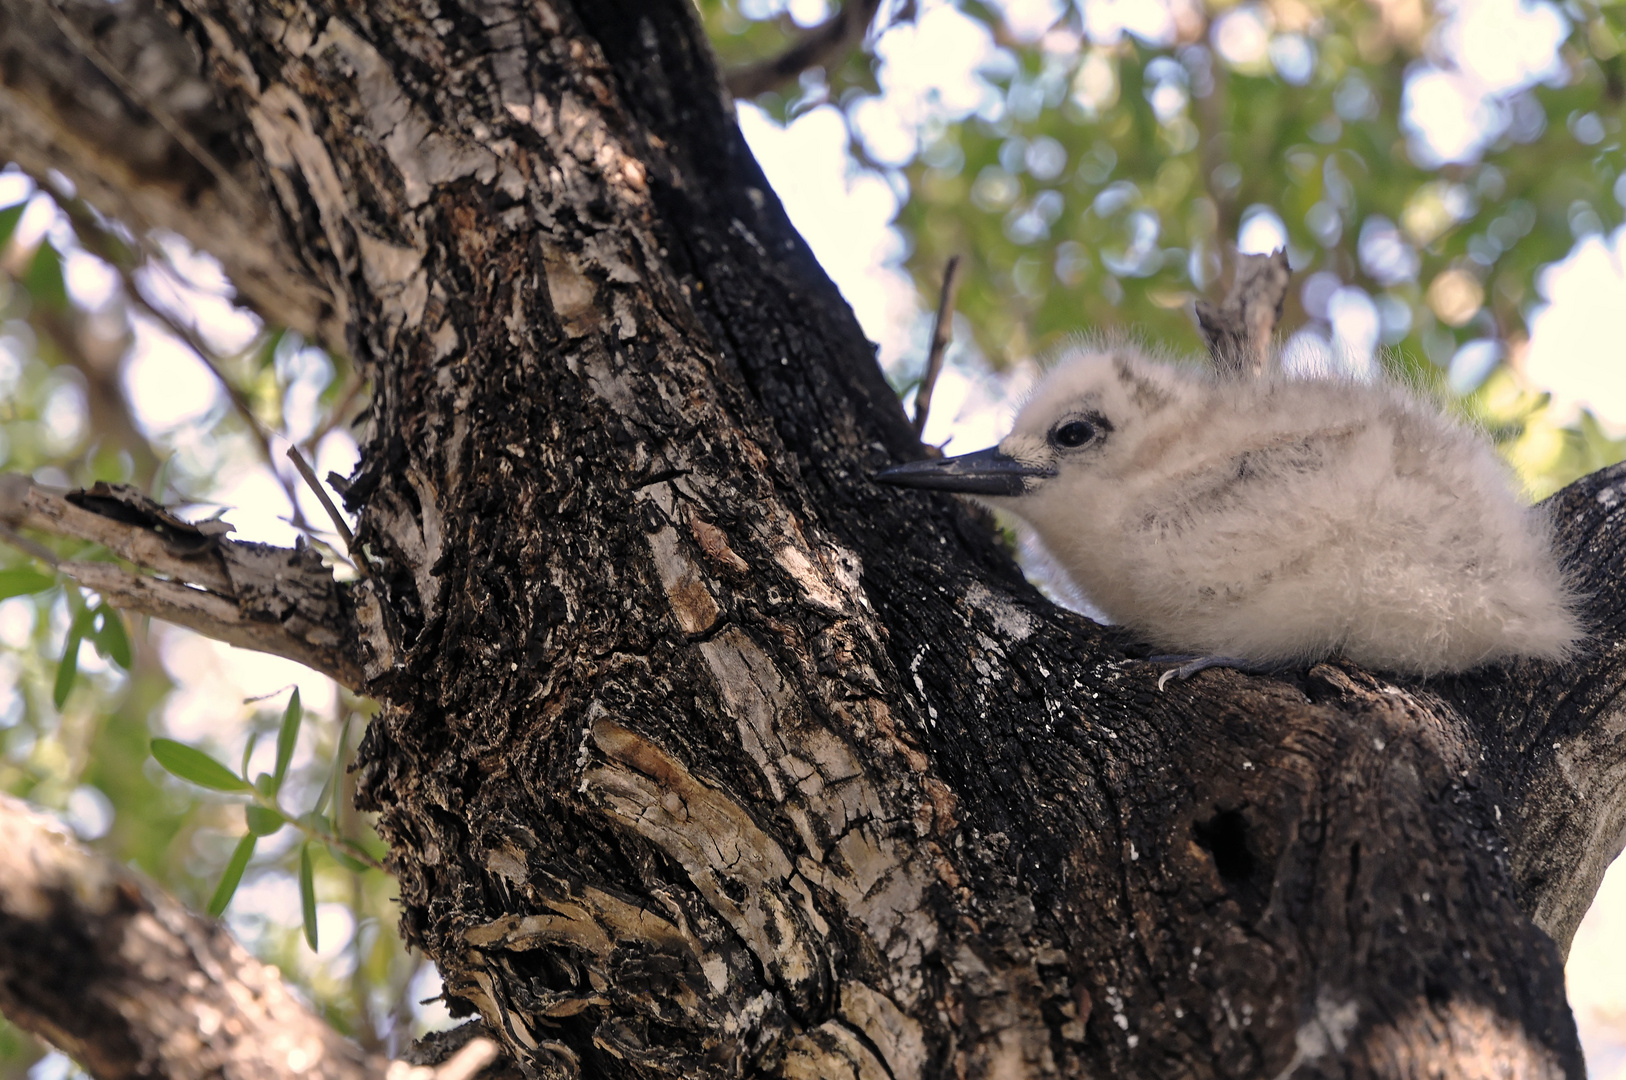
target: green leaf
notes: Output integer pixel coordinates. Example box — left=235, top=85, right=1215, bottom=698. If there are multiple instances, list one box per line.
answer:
left=311, top=711, right=353, bottom=817
left=299, top=843, right=318, bottom=950
left=252, top=327, right=288, bottom=372
left=328, top=847, right=370, bottom=874
left=0, top=203, right=24, bottom=250
left=53, top=606, right=95, bottom=709
left=151, top=738, right=253, bottom=792
left=240, top=731, right=260, bottom=781
left=207, top=833, right=256, bottom=917
left=89, top=605, right=132, bottom=669
left=244, top=804, right=285, bottom=837
left=23, top=242, right=68, bottom=311
left=0, top=567, right=56, bottom=600
left=272, top=689, right=302, bottom=789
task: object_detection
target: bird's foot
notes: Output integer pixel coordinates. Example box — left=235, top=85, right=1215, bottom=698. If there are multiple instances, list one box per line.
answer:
left=1147, top=655, right=1282, bottom=691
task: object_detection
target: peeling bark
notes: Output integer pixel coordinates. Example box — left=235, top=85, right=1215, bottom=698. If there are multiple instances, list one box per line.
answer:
left=0, top=2, right=1622, bottom=1079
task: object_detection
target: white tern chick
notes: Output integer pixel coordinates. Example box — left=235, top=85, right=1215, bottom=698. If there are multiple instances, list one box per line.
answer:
left=878, top=346, right=1581, bottom=676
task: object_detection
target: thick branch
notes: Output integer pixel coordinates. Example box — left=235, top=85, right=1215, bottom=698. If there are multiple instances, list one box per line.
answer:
left=0, top=793, right=380, bottom=1080
left=1194, top=248, right=1291, bottom=377
left=1438, top=460, right=1626, bottom=954
left=0, top=0, right=336, bottom=345
left=0, top=475, right=367, bottom=688
left=0, top=794, right=514, bottom=1080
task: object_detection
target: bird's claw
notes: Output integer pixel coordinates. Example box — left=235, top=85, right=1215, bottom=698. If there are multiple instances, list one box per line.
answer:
left=1149, top=655, right=1276, bottom=691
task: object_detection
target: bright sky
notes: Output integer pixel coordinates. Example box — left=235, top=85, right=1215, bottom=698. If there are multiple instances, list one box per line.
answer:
left=7, top=0, right=1626, bottom=1071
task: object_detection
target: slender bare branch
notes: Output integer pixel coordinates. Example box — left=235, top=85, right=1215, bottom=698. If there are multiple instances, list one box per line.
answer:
left=286, top=445, right=360, bottom=559
left=912, top=254, right=962, bottom=439
left=1194, top=248, right=1291, bottom=377
left=725, top=0, right=886, bottom=99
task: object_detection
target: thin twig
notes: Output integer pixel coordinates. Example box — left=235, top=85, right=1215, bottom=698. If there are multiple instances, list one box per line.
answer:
left=912, top=255, right=962, bottom=439
left=725, top=0, right=887, bottom=98
left=285, top=445, right=369, bottom=576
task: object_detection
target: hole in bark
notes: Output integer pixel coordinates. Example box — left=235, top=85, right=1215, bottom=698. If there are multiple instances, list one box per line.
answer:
left=1195, top=809, right=1255, bottom=883
left=1194, top=808, right=1269, bottom=922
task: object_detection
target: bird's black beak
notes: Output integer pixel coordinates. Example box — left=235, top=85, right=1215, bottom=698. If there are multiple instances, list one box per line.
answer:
left=873, top=446, right=1055, bottom=496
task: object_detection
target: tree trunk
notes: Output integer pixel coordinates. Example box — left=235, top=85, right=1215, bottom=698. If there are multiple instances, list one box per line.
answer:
left=3, top=2, right=1625, bottom=1077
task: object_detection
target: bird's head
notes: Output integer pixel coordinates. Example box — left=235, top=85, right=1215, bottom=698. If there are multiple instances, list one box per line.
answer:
left=875, top=346, right=1190, bottom=509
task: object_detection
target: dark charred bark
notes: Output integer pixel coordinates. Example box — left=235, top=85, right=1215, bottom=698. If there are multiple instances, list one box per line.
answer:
left=0, top=2, right=1622, bottom=1079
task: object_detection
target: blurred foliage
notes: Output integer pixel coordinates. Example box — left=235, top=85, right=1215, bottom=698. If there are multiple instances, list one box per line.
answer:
left=700, top=0, right=1626, bottom=495
left=0, top=172, right=433, bottom=1077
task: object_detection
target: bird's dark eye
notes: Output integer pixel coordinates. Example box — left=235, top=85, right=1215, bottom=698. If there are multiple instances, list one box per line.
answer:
left=1052, top=419, right=1097, bottom=449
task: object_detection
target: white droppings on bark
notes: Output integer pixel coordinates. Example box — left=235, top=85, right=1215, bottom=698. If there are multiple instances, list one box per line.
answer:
left=964, top=582, right=1035, bottom=642
left=1269, top=991, right=1358, bottom=1080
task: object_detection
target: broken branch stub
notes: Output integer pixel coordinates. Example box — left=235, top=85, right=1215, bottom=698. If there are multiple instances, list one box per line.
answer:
left=1195, top=249, right=1291, bottom=378
left=0, top=475, right=368, bottom=688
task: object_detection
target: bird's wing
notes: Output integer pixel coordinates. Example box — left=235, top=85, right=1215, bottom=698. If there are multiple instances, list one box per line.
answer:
left=1138, top=422, right=1366, bottom=539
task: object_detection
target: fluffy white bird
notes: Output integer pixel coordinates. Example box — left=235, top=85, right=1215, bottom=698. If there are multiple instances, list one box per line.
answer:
left=878, top=345, right=1582, bottom=677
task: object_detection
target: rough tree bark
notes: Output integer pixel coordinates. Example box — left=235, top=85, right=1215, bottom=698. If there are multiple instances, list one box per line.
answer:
left=0, top=794, right=380, bottom=1080
left=1, top=1, right=1624, bottom=1078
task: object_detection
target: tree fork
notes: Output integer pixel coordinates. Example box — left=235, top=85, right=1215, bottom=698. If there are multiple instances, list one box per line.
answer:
left=0, top=1, right=1621, bottom=1078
